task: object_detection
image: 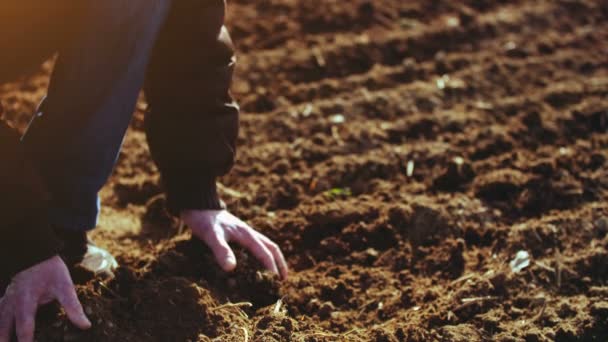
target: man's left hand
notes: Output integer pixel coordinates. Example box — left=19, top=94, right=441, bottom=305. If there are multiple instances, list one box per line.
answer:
left=181, top=210, right=289, bottom=280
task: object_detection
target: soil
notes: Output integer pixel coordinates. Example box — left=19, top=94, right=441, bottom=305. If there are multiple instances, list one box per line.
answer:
left=1, top=0, right=608, bottom=341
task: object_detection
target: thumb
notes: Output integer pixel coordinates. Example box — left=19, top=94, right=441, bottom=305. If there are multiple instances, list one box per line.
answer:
left=204, top=233, right=237, bottom=272
left=56, top=287, right=92, bottom=330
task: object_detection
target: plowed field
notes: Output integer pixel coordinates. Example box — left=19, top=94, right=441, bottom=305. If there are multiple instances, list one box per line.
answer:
left=1, top=0, right=608, bottom=341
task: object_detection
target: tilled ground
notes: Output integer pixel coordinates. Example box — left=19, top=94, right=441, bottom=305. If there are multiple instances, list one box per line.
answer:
left=1, top=0, right=608, bottom=341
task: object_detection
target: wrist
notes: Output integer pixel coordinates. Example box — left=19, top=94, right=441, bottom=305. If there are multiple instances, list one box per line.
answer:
left=180, top=208, right=225, bottom=222
left=12, top=255, right=64, bottom=280
left=161, top=171, right=225, bottom=215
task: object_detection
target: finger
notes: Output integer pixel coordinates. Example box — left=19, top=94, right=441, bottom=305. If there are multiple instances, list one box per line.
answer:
left=55, top=287, right=91, bottom=330
left=258, top=234, right=289, bottom=280
left=202, top=230, right=237, bottom=272
left=233, top=228, right=279, bottom=275
left=0, top=299, right=14, bottom=342
left=15, top=306, right=36, bottom=342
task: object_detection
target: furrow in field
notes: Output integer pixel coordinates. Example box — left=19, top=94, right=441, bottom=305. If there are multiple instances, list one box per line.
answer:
left=237, top=21, right=608, bottom=113
left=227, top=0, right=526, bottom=53
left=233, top=0, right=604, bottom=99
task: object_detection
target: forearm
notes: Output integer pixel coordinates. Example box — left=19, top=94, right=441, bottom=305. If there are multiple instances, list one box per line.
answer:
left=144, top=0, right=239, bottom=215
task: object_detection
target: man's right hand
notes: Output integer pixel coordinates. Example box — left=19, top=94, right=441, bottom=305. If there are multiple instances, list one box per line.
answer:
left=0, top=256, right=91, bottom=342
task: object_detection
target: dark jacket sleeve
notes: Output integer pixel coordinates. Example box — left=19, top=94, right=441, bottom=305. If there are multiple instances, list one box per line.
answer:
left=0, top=121, right=62, bottom=279
left=144, top=0, right=238, bottom=214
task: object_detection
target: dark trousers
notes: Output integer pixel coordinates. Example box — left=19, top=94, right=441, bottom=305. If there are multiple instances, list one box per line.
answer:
left=0, top=0, right=237, bottom=232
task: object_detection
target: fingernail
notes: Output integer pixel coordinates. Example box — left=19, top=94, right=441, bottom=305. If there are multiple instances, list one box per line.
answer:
left=225, top=256, right=237, bottom=270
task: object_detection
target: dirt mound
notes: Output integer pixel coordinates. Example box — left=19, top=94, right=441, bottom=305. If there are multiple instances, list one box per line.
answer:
left=1, top=0, right=607, bottom=340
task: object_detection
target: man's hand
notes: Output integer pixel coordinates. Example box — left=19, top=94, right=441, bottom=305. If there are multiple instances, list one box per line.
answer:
left=182, top=210, right=289, bottom=280
left=0, top=256, right=91, bottom=342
